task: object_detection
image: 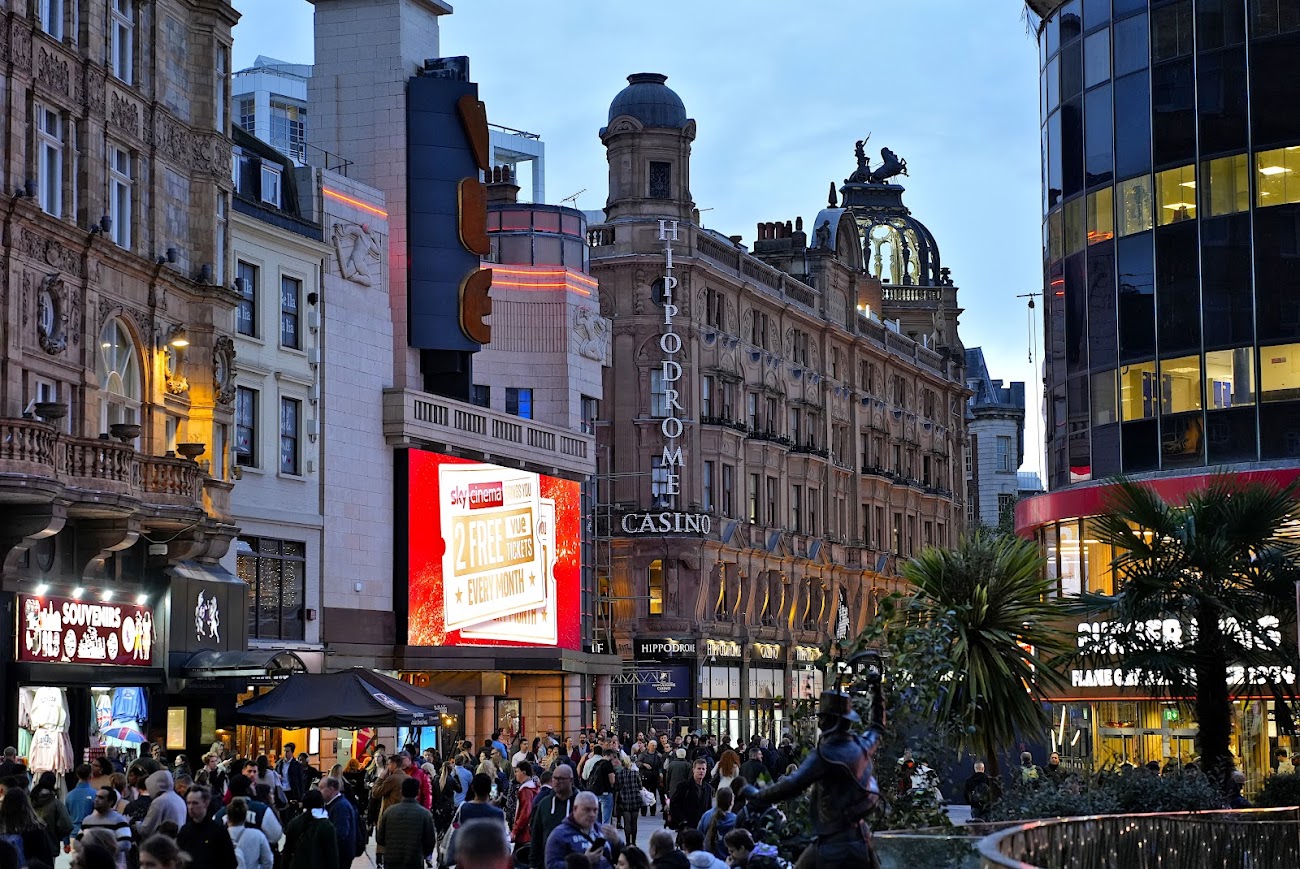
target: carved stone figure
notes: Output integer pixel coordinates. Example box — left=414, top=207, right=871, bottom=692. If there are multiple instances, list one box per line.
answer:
left=574, top=306, right=610, bottom=365
left=815, top=219, right=832, bottom=250
left=868, top=148, right=909, bottom=184
left=746, top=656, right=887, bottom=868
left=332, top=222, right=382, bottom=287
left=213, top=336, right=237, bottom=405
left=36, top=274, right=67, bottom=354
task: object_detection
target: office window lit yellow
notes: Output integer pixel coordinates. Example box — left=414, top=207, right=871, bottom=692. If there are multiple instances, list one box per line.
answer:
left=1087, top=187, right=1114, bottom=245
left=1117, top=175, right=1154, bottom=236
left=1200, top=154, right=1249, bottom=217
left=1082, top=519, right=1115, bottom=596
left=1260, top=343, right=1300, bottom=403
left=1160, top=355, right=1202, bottom=414
left=1064, top=196, right=1086, bottom=255
left=1255, top=147, right=1300, bottom=208
left=1205, top=348, right=1255, bottom=407
left=1156, top=164, right=1197, bottom=225
left=1048, top=209, right=1064, bottom=262
left=1120, top=361, right=1157, bottom=420
left=647, top=559, right=663, bottom=615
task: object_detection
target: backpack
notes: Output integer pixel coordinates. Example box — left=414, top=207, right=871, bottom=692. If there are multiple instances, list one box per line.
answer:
left=229, top=828, right=249, bottom=869
left=0, top=833, right=26, bottom=868
left=1021, top=765, right=1040, bottom=784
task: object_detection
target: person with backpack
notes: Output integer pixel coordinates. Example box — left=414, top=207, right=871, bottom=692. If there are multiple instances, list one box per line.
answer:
left=963, top=762, right=996, bottom=819
left=585, top=747, right=617, bottom=826
left=1018, top=752, right=1044, bottom=786
left=225, top=798, right=273, bottom=869
left=282, top=791, right=339, bottom=869
left=31, top=771, right=74, bottom=852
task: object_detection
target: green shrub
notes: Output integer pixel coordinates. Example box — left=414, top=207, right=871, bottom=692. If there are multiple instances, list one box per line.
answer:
left=1254, top=772, right=1300, bottom=808
left=986, top=767, right=1226, bottom=822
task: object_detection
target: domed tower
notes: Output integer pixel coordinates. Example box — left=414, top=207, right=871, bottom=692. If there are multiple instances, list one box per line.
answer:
left=599, top=73, right=696, bottom=223
left=834, top=141, right=964, bottom=364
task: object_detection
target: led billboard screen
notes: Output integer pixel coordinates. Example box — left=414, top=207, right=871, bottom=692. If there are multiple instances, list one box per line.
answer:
left=403, top=449, right=581, bottom=649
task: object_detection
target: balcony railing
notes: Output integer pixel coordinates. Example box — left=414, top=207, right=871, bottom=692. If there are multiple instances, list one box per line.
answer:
left=383, top=388, right=594, bottom=476
left=0, top=418, right=206, bottom=506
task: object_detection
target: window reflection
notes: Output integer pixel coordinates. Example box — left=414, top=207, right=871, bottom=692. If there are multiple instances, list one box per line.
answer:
left=1260, top=343, right=1300, bottom=403
left=1082, top=519, right=1114, bottom=595
left=1255, top=147, right=1300, bottom=207
left=1092, top=369, right=1119, bottom=424
left=1120, top=361, right=1157, bottom=420
left=1113, top=13, right=1149, bottom=77
left=1117, top=175, right=1154, bottom=236
left=1084, top=29, right=1110, bottom=88
left=1049, top=209, right=1064, bottom=262
left=1155, top=164, right=1197, bottom=225
left=1087, top=187, right=1114, bottom=244
left=1059, top=522, right=1082, bottom=596
left=1205, top=348, right=1255, bottom=407
left=1065, top=196, right=1086, bottom=255
left=1200, top=154, right=1249, bottom=216
left=1159, top=354, right=1202, bottom=414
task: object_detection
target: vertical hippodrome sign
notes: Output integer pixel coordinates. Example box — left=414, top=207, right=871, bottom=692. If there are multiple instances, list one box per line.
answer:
left=656, top=219, right=684, bottom=502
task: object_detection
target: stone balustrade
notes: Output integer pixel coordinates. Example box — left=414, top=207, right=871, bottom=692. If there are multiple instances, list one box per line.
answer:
left=0, top=417, right=210, bottom=510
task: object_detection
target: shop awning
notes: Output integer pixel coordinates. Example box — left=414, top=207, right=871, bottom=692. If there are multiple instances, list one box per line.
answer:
left=182, top=649, right=309, bottom=679
left=233, top=667, right=464, bottom=728
left=168, top=560, right=243, bottom=585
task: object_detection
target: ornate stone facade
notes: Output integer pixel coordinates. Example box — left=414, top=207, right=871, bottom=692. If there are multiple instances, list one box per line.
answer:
left=0, top=3, right=240, bottom=600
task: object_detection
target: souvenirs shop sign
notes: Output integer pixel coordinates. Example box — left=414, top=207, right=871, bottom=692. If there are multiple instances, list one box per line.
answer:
left=18, top=594, right=155, bottom=666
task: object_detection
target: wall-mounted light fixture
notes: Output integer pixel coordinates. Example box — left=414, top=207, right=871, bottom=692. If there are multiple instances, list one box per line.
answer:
left=168, top=326, right=190, bottom=348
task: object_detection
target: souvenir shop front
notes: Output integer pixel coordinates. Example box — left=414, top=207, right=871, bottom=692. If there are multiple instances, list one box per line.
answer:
left=7, top=591, right=165, bottom=777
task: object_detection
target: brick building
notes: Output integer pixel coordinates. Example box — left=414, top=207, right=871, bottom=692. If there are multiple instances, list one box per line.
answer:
left=588, top=74, right=970, bottom=739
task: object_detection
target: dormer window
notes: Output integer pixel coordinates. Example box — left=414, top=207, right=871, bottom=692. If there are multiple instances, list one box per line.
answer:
left=260, top=163, right=281, bottom=207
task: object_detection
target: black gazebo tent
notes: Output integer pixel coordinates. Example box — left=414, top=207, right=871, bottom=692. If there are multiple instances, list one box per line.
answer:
left=233, top=667, right=463, bottom=728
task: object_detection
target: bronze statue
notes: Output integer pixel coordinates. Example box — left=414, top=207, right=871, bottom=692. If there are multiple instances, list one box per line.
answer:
left=745, top=655, right=886, bottom=868
left=848, top=137, right=873, bottom=183
left=867, top=148, right=908, bottom=184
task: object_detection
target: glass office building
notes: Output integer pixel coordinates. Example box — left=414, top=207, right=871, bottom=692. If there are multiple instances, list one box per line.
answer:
left=1032, top=0, right=1300, bottom=489
left=1021, top=0, right=1300, bottom=785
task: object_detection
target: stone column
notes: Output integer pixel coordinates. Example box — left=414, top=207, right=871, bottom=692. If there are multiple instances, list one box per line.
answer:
left=461, top=696, right=476, bottom=746
left=476, top=696, right=494, bottom=747
left=595, top=675, right=612, bottom=732
left=564, top=674, right=583, bottom=738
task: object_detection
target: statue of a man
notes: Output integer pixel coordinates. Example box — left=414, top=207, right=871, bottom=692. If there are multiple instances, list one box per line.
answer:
left=746, top=666, right=886, bottom=868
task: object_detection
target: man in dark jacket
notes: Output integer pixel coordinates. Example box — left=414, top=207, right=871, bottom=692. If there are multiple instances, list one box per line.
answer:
left=176, top=786, right=238, bottom=869
left=529, top=765, right=575, bottom=869
left=738, top=747, right=769, bottom=786
left=320, top=776, right=358, bottom=867
left=283, top=790, right=340, bottom=869
left=662, top=750, right=692, bottom=802
left=542, top=792, right=618, bottom=869
left=647, top=829, right=689, bottom=869
left=667, top=760, right=712, bottom=831
left=376, top=777, right=435, bottom=869
left=963, top=762, right=996, bottom=820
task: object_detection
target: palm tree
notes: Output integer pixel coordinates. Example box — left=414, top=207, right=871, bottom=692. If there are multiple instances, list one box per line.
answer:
left=901, top=530, right=1070, bottom=777
left=1073, top=475, right=1300, bottom=779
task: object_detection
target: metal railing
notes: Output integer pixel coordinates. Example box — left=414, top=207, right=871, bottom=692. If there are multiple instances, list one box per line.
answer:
left=977, top=807, right=1300, bottom=869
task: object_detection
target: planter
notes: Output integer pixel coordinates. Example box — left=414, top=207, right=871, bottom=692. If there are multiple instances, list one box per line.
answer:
left=109, top=423, right=142, bottom=445
left=34, top=402, right=68, bottom=422
left=176, top=442, right=206, bottom=461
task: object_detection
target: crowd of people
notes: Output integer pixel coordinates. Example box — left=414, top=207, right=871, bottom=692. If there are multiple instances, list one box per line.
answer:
left=0, top=727, right=802, bottom=869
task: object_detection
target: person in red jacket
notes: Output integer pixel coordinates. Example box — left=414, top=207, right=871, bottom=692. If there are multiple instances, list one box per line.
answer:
left=509, top=762, right=538, bottom=846
left=399, top=752, right=432, bottom=810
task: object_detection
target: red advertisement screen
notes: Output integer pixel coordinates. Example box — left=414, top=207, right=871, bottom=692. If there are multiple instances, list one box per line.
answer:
left=406, top=449, right=581, bottom=649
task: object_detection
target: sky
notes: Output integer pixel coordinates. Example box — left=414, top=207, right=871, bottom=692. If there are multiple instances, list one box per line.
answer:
left=231, top=1, right=1046, bottom=475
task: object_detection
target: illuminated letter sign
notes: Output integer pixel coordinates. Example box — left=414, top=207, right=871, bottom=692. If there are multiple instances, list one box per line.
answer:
left=652, top=220, right=686, bottom=503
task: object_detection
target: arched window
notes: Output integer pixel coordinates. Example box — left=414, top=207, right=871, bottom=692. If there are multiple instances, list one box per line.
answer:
left=97, top=318, right=141, bottom=432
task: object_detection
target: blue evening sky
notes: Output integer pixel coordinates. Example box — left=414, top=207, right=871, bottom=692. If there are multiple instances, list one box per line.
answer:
left=232, top=1, right=1045, bottom=475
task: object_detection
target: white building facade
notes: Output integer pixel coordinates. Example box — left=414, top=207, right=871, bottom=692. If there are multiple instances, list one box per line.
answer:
left=964, top=347, right=1026, bottom=529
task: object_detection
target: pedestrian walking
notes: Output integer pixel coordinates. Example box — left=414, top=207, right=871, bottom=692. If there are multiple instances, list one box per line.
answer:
left=225, top=799, right=274, bottom=869
left=375, top=778, right=435, bottom=869
left=613, top=758, right=642, bottom=847
left=176, top=786, right=238, bottom=869
left=283, top=790, right=339, bottom=869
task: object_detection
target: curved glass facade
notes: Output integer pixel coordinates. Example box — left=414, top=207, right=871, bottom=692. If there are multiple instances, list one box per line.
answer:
left=1038, top=0, right=1300, bottom=488
left=487, top=203, right=590, bottom=271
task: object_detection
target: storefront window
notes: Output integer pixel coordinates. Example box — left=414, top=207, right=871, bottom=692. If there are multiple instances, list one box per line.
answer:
left=1259, top=343, right=1300, bottom=403
left=1086, top=186, right=1114, bottom=244
left=1043, top=523, right=1060, bottom=595
left=1120, top=361, right=1157, bottom=420
left=1255, top=147, right=1300, bottom=208
left=1205, top=348, right=1255, bottom=407
left=1159, top=354, right=1202, bottom=414
left=236, top=536, right=306, bottom=641
left=1082, top=519, right=1114, bottom=595
left=1092, top=369, right=1119, bottom=424
left=1059, top=521, right=1082, bottom=596
left=1116, top=175, right=1154, bottom=236
left=1155, top=164, right=1197, bottom=225
left=1200, top=153, right=1249, bottom=217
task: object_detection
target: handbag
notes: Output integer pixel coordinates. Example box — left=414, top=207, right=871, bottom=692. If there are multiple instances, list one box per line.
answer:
left=436, top=804, right=464, bottom=866
left=640, top=787, right=656, bottom=807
